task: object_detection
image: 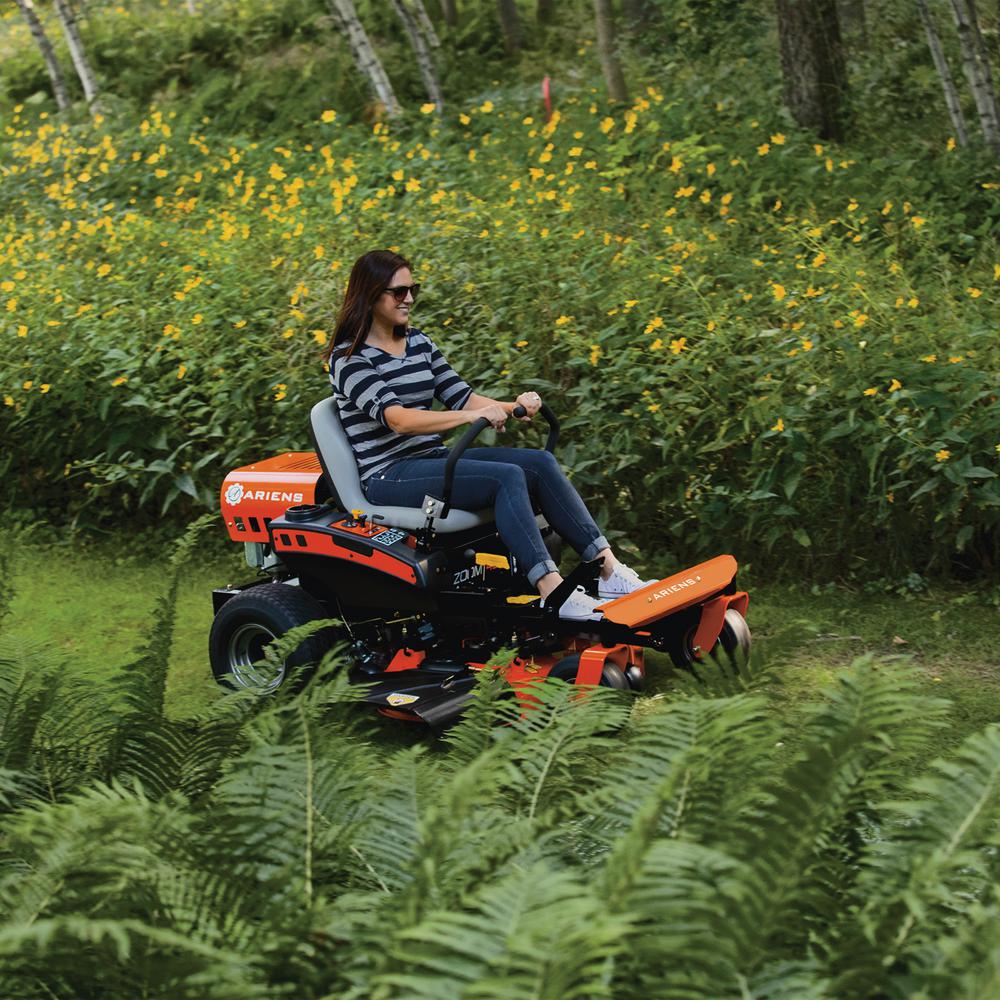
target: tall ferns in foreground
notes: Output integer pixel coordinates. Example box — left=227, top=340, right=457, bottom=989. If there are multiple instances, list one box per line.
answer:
left=0, top=528, right=997, bottom=997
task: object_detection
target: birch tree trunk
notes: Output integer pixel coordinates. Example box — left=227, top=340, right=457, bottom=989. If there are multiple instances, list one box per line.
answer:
left=14, top=0, right=71, bottom=112
left=948, top=0, right=1000, bottom=155
left=327, top=0, right=401, bottom=118
left=390, top=0, right=443, bottom=111
left=405, top=0, right=440, bottom=48
left=594, top=0, right=628, bottom=102
left=496, top=0, right=522, bottom=55
left=917, top=0, right=970, bottom=146
left=51, top=0, right=102, bottom=116
left=439, top=0, right=457, bottom=28
left=775, top=0, right=847, bottom=140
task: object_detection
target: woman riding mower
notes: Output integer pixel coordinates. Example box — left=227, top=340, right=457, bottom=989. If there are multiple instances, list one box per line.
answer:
left=321, top=249, right=653, bottom=621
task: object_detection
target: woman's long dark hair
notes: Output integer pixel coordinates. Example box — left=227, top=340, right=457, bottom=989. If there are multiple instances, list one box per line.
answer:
left=320, top=249, right=412, bottom=365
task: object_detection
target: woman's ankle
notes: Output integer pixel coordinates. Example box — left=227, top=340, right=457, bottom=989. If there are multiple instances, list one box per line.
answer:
left=595, top=548, right=617, bottom=580
left=536, top=572, right=563, bottom=598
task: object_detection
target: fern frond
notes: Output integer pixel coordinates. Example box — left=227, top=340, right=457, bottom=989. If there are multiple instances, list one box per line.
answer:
left=842, top=723, right=1000, bottom=995
left=718, top=657, right=950, bottom=981
left=370, top=862, right=628, bottom=1000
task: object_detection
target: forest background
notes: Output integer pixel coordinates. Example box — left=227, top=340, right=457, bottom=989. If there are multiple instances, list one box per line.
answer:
left=1, top=2, right=1000, bottom=997
left=1, top=0, right=997, bottom=581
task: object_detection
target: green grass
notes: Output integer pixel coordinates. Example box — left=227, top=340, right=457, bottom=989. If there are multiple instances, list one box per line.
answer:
left=3, top=533, right=998, bottom=743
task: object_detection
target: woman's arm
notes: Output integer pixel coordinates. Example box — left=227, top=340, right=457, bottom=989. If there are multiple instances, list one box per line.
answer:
left=464, top=392, right=515, bottom=414
left=384, top=404, right=494, bottom=435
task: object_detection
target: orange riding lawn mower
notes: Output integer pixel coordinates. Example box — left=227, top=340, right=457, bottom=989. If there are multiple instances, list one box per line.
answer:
left=209, top=401, right=751, bottom=725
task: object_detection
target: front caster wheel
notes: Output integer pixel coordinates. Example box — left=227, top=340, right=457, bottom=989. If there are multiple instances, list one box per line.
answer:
left=209, top=583, right=336, bottom=694
left=546, top=654, right=630, bottom=689
left=668, top=609, right=751, bottom=675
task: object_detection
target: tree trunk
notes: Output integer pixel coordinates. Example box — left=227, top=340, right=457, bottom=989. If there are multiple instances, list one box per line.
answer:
left=405, top=0, right=440, bottom=48
left=949, top=0, right=1000, bottom=155
left=496, top=0, right=522, bottom=55
left=14, top=0, right=71, bottom=112
left=51, top=0, right=102, bottom=116
left=390, top=0, right=443, bottom=111
left=327, top=0, right=402, bottom=118
left=593, top=0, right=628, bottom=102
left=775, top=0, right=847, bottom=141
left=964, top=0, right=1000, bottom=143
left=917, top=0, right=970, bottom=146
left=439, top=0, right=457, bottom=28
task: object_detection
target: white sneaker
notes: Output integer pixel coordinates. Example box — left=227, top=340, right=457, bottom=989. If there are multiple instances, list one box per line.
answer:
left=541, top=585, right=608, bottom=621
left=597, top=563, right=657, bottom=600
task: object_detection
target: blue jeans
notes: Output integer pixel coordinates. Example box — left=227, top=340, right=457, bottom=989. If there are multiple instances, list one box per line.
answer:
left=363, top=447, right=609, bottom=587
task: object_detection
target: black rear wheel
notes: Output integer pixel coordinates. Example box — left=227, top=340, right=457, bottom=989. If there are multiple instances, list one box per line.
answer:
left=209, top=583, right=337, bottom=694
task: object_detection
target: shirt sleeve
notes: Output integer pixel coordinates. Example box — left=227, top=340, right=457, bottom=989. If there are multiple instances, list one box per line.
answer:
left=427, top=336, right=474, bottom=410
left=333, top=354, right=403, bottom=428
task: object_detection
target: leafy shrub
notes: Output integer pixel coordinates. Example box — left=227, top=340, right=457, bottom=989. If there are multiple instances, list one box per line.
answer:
left=1, top=82, right=996, bottom=576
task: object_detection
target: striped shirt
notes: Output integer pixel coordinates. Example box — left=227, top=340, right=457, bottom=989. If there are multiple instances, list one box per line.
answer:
left=330, top=328, right=474, bottom=484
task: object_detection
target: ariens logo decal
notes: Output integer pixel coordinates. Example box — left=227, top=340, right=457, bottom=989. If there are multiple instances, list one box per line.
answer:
left=651, top=575, right=701, bottom=600
left=224, top=483, right=304, bottom=506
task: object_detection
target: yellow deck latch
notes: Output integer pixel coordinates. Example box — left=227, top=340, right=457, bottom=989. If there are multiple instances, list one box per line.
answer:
left=476, top=552, right=510, bottom=570
left=506, top=594, right=540, bottom=604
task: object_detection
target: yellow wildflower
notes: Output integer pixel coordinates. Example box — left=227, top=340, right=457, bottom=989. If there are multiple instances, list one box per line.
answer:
left=590, top=344, right=601, bottom=365
left=321, top=110, right=336, bottom=123
left=112, top=376, right=128, bottom=386
left=757, top=143, right=770, bottom=156
left=480, top=100, right=494, bottom=113
left=935, top=449, right=950, bottom=462
left=274, top=384, right=287, bottom=401
left=600, top=117, right=614, bottom=134
left=420, top=103, right=436, bottom=114
left=649, top=338, right=664, bottom=351
left=269, top=163, right=287, bottom=181
left=515, top=340, right=528, bottom=347
left=889, top=378, right=902, bottom=392
left=912, top=216, right=925, bottom=228
left=313, top=330, right=327, bottom=346
left=949, top=356, right=963, bottom=364
left=771, top=418, right=784, bottom=432
left=177, top=365, right=187, bottom=379
left=770, top=133, right=785, bottom=145
left=669, top=337, right=687, bottom=354
left=921, top=354, right=936, bottom=363
left=3, top=396, right=13, bottom=407
left=96, top=263, right=111, bottom=277
left=191, top=314, right=203, bottom=325
left=801, top=339, right=813, bottom=351
left=772, top=283, right=786, bottom=301
left=967, top=287, right=982, bottom=298
left=554, top=315, right=573, bottom=326
left=39, top=384, right=50, bottom=394
left=22, top=380, right=33, bottom=390
left=863, top=387, right=877, bottom=396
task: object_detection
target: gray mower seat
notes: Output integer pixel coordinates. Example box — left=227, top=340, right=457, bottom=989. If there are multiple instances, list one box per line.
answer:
left=309, top=397, right=492, bottom=533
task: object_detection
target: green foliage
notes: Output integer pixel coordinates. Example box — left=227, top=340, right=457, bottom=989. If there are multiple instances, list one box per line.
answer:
left=0, top=522, right=996, bottom=994
left=0, top=0, right=996, bottom=580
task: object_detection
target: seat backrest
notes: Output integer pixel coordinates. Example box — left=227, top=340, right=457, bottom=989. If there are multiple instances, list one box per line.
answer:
left=309, top=397, right=492, bottom=533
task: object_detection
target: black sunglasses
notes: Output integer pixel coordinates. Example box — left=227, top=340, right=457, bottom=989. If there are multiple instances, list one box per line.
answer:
left=384, top=283, right=420, bottom=303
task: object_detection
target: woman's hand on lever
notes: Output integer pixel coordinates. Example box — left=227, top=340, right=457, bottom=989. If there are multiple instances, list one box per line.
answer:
left=473, top=403, right=508, bottom=432
left=515, top=391, right=542, bottom=421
